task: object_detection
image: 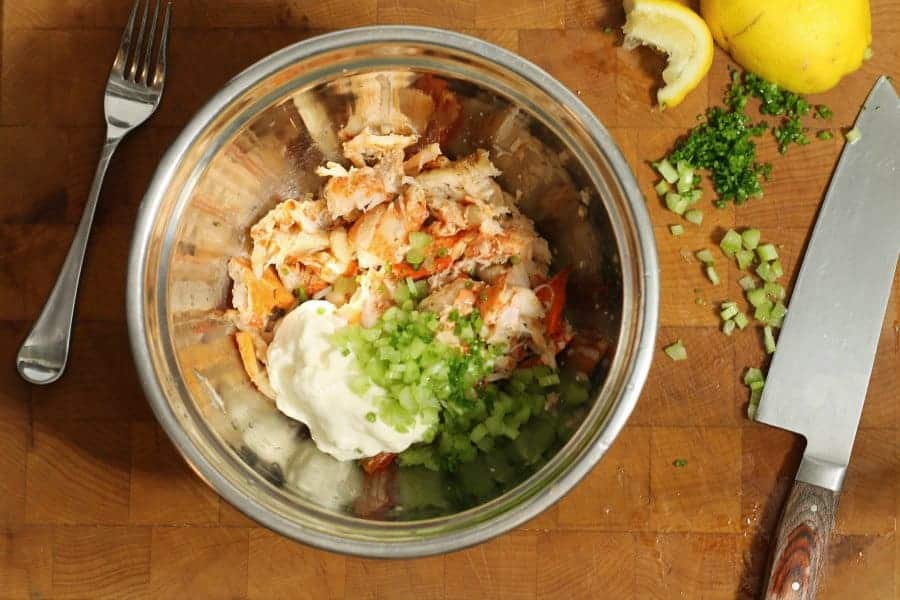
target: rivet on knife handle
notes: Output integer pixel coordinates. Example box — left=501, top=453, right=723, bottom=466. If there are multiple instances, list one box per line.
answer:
left=763, top=480, right=838, bottom=600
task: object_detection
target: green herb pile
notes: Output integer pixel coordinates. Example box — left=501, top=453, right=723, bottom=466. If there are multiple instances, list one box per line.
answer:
left=657, top=69, right=833, bottom=209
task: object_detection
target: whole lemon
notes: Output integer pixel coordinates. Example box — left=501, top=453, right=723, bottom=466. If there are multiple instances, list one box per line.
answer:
left=700, top=0, right=871, bottom=94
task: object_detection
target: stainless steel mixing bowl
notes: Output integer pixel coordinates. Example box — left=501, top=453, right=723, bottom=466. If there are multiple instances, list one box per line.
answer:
left=127, top=26, right=658, bottom=558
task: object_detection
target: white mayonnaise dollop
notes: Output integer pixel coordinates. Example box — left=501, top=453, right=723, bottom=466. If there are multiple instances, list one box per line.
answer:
left=267, top=300, right=428, bottom=461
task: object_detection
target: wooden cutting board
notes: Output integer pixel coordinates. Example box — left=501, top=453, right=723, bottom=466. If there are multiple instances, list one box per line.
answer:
left=1, top=1, right=897, bottom=598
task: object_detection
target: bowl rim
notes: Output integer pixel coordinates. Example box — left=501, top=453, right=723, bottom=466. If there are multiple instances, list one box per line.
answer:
left=127, top=25, right=659, bottom=557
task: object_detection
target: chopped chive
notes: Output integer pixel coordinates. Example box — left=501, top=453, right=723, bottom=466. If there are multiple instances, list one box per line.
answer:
left=436, top=246, right=450, bottom=258
left=669, top=224, right=685, bottom=236
left=735, top=249, right=754, bottom=271
left=763, top=326, right=776, bottom=354
left=684, top=209, right=704, bottom=225
left=656, top=158, right=679, bottom=184
left=720, top=229, right=742, bottom=257
left=655, top=179, right=671, bottom=196
left=673, top=458, right=688, bottom=467
left=738, top=275, right=757, bottom=291
left=817, top=130, right=833, bottom=141
left=293, top=286, right=308, bottom=302
left=741, top=229, right=761, bottom=250
left=815, top=104, right=833, bottom=119
left=705, top=265, right=721, bottom=285
left=746, top=287, right=767, bottom=307
left=756, top=243, right=779, bottom=262
left=845, top=127, right=862, bottom=144
left=733, top=312, right=749, bottom=330
left=366, top=412, right=377, bottom=422
left=695, top=249, right=715, bottom=264
left=722, top=319, right=736, bottom=336
left=664, top=340, right=687, bottom=361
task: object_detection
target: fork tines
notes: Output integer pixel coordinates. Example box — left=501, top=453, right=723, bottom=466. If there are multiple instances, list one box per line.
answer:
left=114, top=0, right=171, bottom=87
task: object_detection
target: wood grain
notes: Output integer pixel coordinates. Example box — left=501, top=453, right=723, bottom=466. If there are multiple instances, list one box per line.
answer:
left=0, top=0, right=898, bottom=598
left=764, top=481, right=838, bottom=600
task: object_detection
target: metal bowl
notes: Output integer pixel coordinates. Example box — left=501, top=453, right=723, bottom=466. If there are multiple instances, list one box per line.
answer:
left=127, top=26, right=658, bottom=558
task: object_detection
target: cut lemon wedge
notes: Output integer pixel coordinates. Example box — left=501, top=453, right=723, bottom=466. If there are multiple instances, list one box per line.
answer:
left=623, top=0, right=714, bottom=109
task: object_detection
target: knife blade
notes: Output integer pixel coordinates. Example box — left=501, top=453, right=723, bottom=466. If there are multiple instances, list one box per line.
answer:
left=759, top=76, right=900, bottom=600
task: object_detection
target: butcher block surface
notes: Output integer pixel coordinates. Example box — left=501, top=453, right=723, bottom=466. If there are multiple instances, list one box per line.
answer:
left=1, top=1, right=898, bottom=598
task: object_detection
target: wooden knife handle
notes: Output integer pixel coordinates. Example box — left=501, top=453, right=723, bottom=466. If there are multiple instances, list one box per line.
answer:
left=763, top=480, right=839, bottom=600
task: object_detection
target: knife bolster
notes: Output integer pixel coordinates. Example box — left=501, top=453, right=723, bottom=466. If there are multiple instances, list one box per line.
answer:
left=796, top=455, right=846, bottom=492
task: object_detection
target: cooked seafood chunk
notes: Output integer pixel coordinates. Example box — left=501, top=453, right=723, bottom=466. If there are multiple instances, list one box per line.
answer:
left=249, top=197, right=332, bottom=277
left=228, top=257, right=296, bottom=329
left=348, top=184, right=428, bottom=268
left=341, top=127, right=417, bottom=168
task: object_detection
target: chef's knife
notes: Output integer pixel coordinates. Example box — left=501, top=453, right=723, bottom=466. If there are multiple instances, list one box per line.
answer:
left=758, top=76, right=900, bottom=600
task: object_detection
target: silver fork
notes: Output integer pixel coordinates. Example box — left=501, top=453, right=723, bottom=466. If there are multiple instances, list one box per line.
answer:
left=17, top=0, right=171, bottom=384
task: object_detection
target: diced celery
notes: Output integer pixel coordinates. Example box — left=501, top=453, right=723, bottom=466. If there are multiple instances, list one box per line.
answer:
left=746, top=287, right=767, bottom=307
left=676, top=178, right=692, bottom=194
left=669, top=224, right=684, bottom=236
left=409, top=231, right=433, bottom=250
left=738, top=275, right=757, bottom=291
left=771, top=259, right=784, bottom=279
left=664, top=340, right=687, bottom=361
left=735, top=249, right=754, bottom=271
left=684, top=209, right=703, bottom=225
left=676, top=160, right=692, bottom=176
left=405, top=247, right=425, bottom=266
left=770, top=302, right=788, bottom=323
left=763, top=326, right=776, bottom=354
left=722, top=320, right=736, bottom=336
left=666, top=192, right=688, bottom=215
left=733, top=312, right=749, bottom=330
left=720, top=304, right=739, bottom=320
left=748, top=390, right=761, bottom=420
left=741, top=228, right=761, bottom=250
left=687, top=189, right=703, bottom=205
left=756, top=243, right=779, bottom=262
left=705, top=265, right=721, bottom=285
left=656, top=158, right=679, bottom=183
left=695, top=249, right=715, bottom=264
left=538, top=373, right=560, bottom=387
left=655, top=179, right=671, bottom=196
left=755, top=300, right=774, bottom=322
left=845, top=127, right=862, bottom=144
left=756, top=262, right=776, bottom=282
left=719, top=229, right=742, bottom=257
left=743, top=368, right=765, bottom=386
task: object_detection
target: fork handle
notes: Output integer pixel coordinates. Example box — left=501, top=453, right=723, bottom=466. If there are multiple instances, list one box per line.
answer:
left=16, top=138, right=120, bottom=384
